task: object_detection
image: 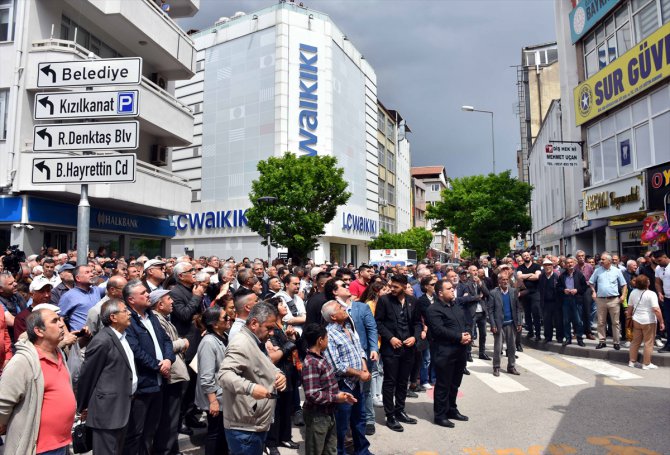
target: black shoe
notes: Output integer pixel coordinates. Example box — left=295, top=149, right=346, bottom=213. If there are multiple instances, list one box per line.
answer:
left=386, top=416, right=404, bottom=432
left=292, top=409, right=305, bottom=427
left=185, top=416, right=206, bottom=429
left=279, top=440, right=300, bottom=449
left=493, top=367, right=500, bottom=377
left=577, top=339, right=586, bottom=347
left=562, top=340, right=570, bottom=347
left=463, top=367, right=470, bottom=375
left=516, top=345, right=523, bottom=352
left=613, top=343, right=621, bottom=351
left=265, top=447, right=281, bottom=455
left=479, top=353, right=492, bottom=361
left=365, top=423, right=376, bottom=435
left=178, top=424, right=194, bottom=435
left=415, top=384, right=427, bottom=392
left=507, top=367, right=521, bottom=375
left=434, top=418, right=455, bottom=428
left=446, top=411, right=469, bottom=421
left=467, top=354, right=473, bottom=362
left=406, top=389, right=419, bottom=398
left=395, top=411, right=417, bottom=424
left=658, top=347, right=670, bottom=352
left=596, top=342, right=607, bottom=349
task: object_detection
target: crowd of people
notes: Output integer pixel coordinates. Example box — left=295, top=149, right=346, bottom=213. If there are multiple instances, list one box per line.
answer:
left=0, top=246, right=667, bottom=455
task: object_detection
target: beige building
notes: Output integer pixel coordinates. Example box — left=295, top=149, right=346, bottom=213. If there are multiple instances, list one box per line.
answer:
left=411, top=166, right=453, bottom=259
left=411, top=178, right=426, bottom=228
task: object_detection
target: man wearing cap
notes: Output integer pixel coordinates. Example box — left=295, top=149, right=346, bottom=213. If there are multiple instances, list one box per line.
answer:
left=539, top=258, right=562, bottom=343
left=13, top=277, right=53, bottom=339
left=142, top=259, right=166, bottom=292
left=77, top=299, right=136, bottom=455
left=50, top=263, right=75, bottom=306
left=86, top=275, right=128, bottom=337
left=151, top=289, right=191, bottom=454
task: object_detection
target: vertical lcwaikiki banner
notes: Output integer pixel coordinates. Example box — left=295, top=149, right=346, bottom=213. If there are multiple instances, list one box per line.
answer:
left=287, top=26, right=330, bottom=157
left=574, top=21, right=670, bottom=126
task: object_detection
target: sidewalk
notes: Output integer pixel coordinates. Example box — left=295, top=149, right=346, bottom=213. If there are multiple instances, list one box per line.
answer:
left=520, top=334, right=670, bottom=367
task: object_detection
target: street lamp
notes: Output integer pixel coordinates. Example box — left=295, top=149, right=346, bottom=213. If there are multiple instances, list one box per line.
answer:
left=257, top=196, right=278, bottom=265
left=461, top=105, right=496, bottom=174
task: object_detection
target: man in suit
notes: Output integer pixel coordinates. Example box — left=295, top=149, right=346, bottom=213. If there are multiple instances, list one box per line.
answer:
left=426, top=280, right=470, bottom=428
left=557, top=257, right=588, bottom=347
left=78, top=299, right=137, bottom=455
left=487, top=274, right=522, bottom=377
left=123, top=280, right=175, bottom=455
left=539, top=258, right=563, bottom=343
left=374, top=274, right=423, bottom=432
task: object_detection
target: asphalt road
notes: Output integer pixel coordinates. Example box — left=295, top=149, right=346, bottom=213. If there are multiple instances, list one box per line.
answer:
left=181, top=342, right=670, bottom=455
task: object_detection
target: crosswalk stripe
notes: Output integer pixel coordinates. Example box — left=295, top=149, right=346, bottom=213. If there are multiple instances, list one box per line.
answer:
left=560, top=356, right=642, bottom=380
left=515, top=352, right=588, bottom=387
left=468, top=358, right=529, bottom=393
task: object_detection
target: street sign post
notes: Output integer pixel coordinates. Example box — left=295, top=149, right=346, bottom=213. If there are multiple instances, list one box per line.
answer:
left=31, top=155, right=136, bottom=185
left=33, top=121, right=139, bottom=152
left=36, top=57, right=142, bottom=88
left=34, top=90, right=139, bottom=120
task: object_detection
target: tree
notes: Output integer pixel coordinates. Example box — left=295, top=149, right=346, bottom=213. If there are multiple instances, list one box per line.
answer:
left=426, top=171, right=532, bottom=257
left=246, top=153, right=351, bottom=265
left=368, top=227, right=433, bottom=258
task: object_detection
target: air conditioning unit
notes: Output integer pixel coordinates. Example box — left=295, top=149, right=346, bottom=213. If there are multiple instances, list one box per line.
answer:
left=151, top=73, right=167, bottom=90
left=151, top=145, right=168, bottom=166
left=378, top=197, right=388, bottom=207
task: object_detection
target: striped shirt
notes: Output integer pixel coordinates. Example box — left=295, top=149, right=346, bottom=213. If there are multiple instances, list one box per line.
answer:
left=325, top=321, right=365, bottom=391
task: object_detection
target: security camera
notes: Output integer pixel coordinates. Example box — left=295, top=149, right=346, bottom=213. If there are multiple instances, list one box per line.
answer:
left=25, top=225, right=34, bottom=230
left=12, top=223, right=21, bottom=228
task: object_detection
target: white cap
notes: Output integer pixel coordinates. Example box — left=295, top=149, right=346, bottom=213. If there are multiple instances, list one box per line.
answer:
left=542, top=259, right=553, bottom=265
left=32, top=303, right=60, bottom=314
left=29, top=276, right=53, bottom=292
left=144, top=259, right=166, bottom=272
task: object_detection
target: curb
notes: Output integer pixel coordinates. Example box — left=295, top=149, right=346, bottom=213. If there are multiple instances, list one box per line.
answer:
left=521, top=336, right=670, bottom=367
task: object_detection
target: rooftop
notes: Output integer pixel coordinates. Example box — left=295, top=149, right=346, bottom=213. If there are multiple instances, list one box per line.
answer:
left=411, top=166, right=445, bottom=177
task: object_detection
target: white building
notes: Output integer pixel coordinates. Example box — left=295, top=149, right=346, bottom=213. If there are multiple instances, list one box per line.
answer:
left=411, top=166, right=453, bottom=259
left=170, top=3, right=380, bottom=264
left=0, top=0, right=197, bottom=257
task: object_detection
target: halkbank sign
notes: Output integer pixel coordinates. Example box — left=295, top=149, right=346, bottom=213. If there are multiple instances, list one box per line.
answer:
left=574, top=21, right=670, bottom=126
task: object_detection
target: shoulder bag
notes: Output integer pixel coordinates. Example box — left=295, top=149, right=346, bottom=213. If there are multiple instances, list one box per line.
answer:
left=625, top=290, right=644, bottom=341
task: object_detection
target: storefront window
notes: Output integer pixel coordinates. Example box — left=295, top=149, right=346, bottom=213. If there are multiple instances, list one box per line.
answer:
left=634, top=123, right=652, bottom=168
left=653, top=111, right=670, bottom=163
left=130, top=238, right=162, bottom=258
left=633, top=0, right=659, bottom=41
left=43, top=231, right=71, bottom=253
left=590, top=144, right=603, bottom=184
left=330, top=243, right=346, bottom=265
left=89, top=233, right=120, bottom=259
left=0, top=227, right=10, bottom=252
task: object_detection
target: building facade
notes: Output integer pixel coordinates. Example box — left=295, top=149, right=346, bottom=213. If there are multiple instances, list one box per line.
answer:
left=0, top=0, right=197, bottom=257
left=411, top=166, right=453, bottom=259
left=530, top=0, right=670, bottom=258
left=170, top=3, right=381, bottom=264
left=411, top=177, right=426, bottom=228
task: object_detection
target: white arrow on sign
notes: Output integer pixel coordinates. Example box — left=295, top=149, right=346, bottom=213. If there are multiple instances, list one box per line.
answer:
left=37, top=57, right=142, bottom=88
left=34, top=90, right=140, bottom=120
left=33, top=121, right=139, bottom=152
left=32, top=155, right=136, bottom=185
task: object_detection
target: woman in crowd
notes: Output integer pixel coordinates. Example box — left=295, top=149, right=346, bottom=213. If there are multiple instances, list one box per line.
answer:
left=361, top=280, right=389, bottom=408
left=627, top=275, right=665, bottom=370
left=265, top=297, right=300, bottom=454
left=195, top=306, right=231, bottom=455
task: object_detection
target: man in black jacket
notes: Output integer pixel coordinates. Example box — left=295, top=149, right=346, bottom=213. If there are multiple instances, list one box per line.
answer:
left=557, top=257, right=588, bottom=347
left=170, top=261, right=206, bottom=431
left=539, top=259, right=562, bottom=343
left=374, top=274, right=423, bottom=432
left=78, top=299, right=136, bottom=455
left=426, top=280, right=470, bottom=428
left=123, top=280, right=175, bottom=455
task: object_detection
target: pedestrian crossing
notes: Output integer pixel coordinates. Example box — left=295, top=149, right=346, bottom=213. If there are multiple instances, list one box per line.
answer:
left=465, top=351, right=644, bottom=394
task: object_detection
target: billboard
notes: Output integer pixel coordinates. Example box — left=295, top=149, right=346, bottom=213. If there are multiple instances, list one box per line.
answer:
left=574, top=21, right=670, bottom=126
left=569, top=0, right=622, bottom=44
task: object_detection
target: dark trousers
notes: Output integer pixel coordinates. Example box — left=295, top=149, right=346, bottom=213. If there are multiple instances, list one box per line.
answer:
left=181, top=368, right=199, bottom=425
left=663, top=298, right=670, bottom=348
left=154, top=381, right=187, bottom=455
left=335, top=383, right=370, bottom=455
left=224, top=429, right=266, bottom=455
left=381, top=346, right=414, bottom=417
left=433, top=349, right=466, bottom=421
left=267, top=389, right=293, bottom=446
left=562, top=299, right=584, bottom=340
left=473, top=312, right=487, bottom=355
left=205, top=412, right=228, bottom=455
left=92, top=427, right=127, bottom=455
left=522, top=292, right=542, bottom=338
left=304, top=410, right=337, bottom=455
left=581, top=292, right=594, bottom=335
left=123, top=390, right=163, bottom=455
left=543, top=299, right=563, bottom=342
left=409, top=349, right=422, bottom=385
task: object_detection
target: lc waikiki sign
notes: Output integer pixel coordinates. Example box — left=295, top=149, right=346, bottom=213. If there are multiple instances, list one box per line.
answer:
left=176, top=209, right=249, bottom=231
left=298, top=44, right=318, bottom=156
left=342, top=212, right=377, bottom=234
left=574, top=21, right=670, bottom=126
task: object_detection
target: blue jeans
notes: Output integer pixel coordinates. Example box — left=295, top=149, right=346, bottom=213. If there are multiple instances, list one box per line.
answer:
left=224, top=429, right=267, bottom=455
left=335, top=382, right=371, bottom=455
left=38, top=447, right=68, bottom=455
left=563, top=299, right=584, bottom=340
left=419, top=348, right=435, bottom=384
left=363, top=359, right=376, bottom=424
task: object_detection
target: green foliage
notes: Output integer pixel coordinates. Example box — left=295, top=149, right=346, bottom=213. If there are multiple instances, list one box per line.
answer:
left=426, top=171, right=532, bottom=257
left=368, top=227, right=433, bottom=258
left=246, top=153, right=351, bottom=264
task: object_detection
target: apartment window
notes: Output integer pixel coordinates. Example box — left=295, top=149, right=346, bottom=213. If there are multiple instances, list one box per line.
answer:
left=583, top=5, right=630, bottom=78
left=388, top=184, right=395, bottom=205
left=0, top=0, right=14, bottom=41
left=61, top=15, right=122, bottom=58
left=386, top=119, right=394, bottom=140
left=663, top=0, right=670, bottom=22
left=377, top=109, right=385, bottom=131
left=377, top=142, right=385, bottom=165
left=431, top=183, right=440, bottom=192
left=0, top=89, right=8, bottom=139
left=386, top=150, right=395, bottom=173
left=378, top=179, right=386, bottom=203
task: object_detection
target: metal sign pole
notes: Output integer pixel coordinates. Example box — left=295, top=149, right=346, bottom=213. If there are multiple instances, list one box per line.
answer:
left=76, top=183, right=90, bottom=266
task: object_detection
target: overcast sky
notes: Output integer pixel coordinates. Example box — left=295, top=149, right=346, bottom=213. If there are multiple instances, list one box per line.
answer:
left=179, top=0, right=557, bottom=179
